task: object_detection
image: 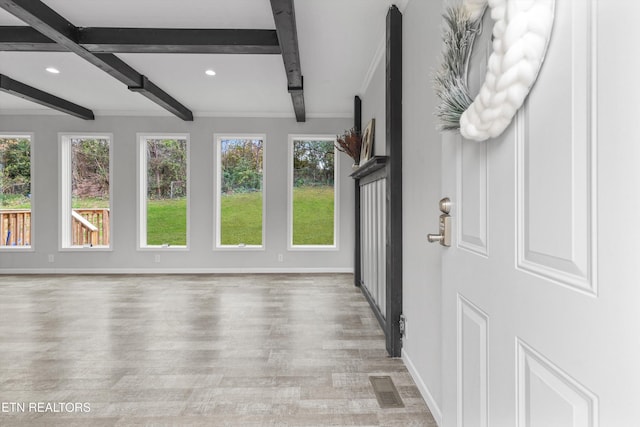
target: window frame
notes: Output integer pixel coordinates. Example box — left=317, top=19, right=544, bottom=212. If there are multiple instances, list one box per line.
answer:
left=214, top=133, right=266, bottom=251
left=59, top=133, right=113, bottom=251
left=136, top=133, right=190, bottom=251
left=0, top=132, right=35, bottom=252
left=287, top=134, right=339, bottom=251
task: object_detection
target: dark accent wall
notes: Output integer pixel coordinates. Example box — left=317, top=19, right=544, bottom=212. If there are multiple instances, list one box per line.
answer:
left=385, top=4, right=403, bottom=358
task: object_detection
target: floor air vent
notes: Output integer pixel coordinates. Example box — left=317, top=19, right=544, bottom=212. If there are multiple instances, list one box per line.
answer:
left=369, top=375, right=405, bottom=408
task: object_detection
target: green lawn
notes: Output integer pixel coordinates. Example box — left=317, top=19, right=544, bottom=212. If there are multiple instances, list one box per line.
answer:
left=0, top=194, right=31, bottom=209
left=220, top=192, right=263, bottom=245
left=219, top=186, right=334, bottom=246
left=4, top=197, right=110, bottom=210
left=3, top=187, right=335, bottom=246
left=147, top=199, right=187, bottom=246
left=292, top=186, right=334, bottom=245
left=72, top=197, right=109, bottom=209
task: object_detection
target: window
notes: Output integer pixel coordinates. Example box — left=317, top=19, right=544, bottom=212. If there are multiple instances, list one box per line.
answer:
left=60, top=134, right=112, bottom=249
left=215, top=135, right=264, bottom=248
left=0, top=134, right=33, bottom=249
left=288, top=136, right=338, bottom=248
left=138, top=135, right=189, bottom=249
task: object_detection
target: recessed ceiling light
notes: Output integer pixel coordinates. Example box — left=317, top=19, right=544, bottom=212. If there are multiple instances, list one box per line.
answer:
left=205, top=69, right=216, bottom=76
left=45, top=67, right=60, bottom=74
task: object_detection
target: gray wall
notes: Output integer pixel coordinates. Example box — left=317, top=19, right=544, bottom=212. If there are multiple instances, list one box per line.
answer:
left=401, top=0, right=444, bottom=421
left=358, top=0, right=444, bottom=420
left=361, top=55, right=386, bottom=157
left=0, top=115, right=354, bottom=273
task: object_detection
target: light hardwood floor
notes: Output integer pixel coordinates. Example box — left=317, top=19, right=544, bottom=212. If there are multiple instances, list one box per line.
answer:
left=0, top=274, right=437, bottom=426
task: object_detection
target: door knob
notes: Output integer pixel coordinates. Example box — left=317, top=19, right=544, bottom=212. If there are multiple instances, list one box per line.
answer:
left=427, top=198, right=451, bottom=247
left=427, top=233, right=445, bottom=243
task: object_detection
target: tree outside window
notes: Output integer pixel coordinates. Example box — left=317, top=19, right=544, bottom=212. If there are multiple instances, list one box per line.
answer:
left=0, top=136, right=32, bottom=248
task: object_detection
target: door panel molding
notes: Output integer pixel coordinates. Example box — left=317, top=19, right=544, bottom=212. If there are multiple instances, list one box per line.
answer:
left=516, top=0, right=597, bottom=296
left=457, top=138, right=488, bottom=257
left=457, top=294, right=489, bottom=427
left=516, top=338, right=597, bottom=427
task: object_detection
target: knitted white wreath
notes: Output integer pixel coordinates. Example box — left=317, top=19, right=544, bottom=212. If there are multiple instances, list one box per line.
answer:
left=436, top=0, right=555, bottom=142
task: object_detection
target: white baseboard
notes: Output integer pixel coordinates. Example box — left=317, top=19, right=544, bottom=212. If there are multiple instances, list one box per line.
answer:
left=403, top=348, right=443, bottom=426
left=0, top=267, right=354, bottom=275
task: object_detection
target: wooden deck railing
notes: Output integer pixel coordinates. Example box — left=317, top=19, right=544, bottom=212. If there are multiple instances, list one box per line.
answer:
left=0, top=209, right=31, bottom=246
left=1, top=208, right=110, bottom=247
left=72, top=208, right=110, bottom=246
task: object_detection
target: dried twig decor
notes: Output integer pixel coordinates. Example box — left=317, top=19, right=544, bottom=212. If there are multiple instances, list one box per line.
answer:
left=335, top=128, right=362, bottom=164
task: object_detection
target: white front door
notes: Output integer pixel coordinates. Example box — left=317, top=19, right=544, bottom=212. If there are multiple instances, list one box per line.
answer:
left=439, top=1, right=640, bottom=426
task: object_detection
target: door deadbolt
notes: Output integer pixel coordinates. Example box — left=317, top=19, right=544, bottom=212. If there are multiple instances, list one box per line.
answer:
left=427, top=197, right=451, bottom=247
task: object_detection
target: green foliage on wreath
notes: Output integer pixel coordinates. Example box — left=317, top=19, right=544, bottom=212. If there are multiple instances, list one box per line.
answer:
left=434, top=6, right=482, bottom=131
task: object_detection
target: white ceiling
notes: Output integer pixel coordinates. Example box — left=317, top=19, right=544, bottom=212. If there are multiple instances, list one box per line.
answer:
left=0, top=0, right=406, bottom=119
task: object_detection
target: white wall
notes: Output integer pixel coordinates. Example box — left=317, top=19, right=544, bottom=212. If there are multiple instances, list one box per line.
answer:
left=400, top=0, right=445, bottom=423
left=0, top=114, right=354, bottom=273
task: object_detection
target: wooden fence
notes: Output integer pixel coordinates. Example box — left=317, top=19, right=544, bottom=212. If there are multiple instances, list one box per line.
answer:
left=1, top=208, right=110, bottom=247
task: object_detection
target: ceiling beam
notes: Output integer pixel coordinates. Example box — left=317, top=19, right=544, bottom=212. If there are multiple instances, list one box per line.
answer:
left=128, top=76, right=193, bottom=122
left=79, top=28, right=281, bottom=54
left=0, top=26, right=281, bottom=54
left=270, top=0, right=305, bottom=122
left=0, top=26, right=60, bottom=51
left=0, top=0, right=193, bottom=121
left=0, top=74, right=94, bottom=120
